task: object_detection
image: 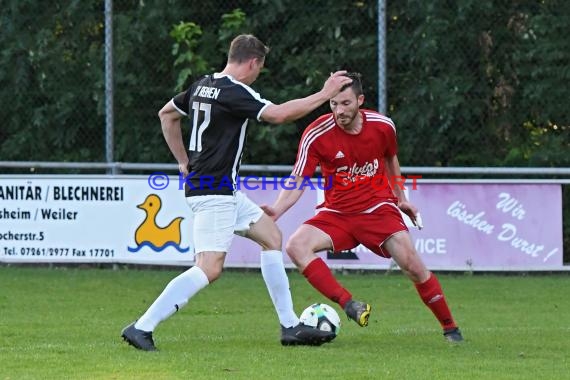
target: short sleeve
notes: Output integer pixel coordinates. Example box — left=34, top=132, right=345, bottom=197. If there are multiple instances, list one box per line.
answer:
left=172, top=91, right=190, bottom=115
left=383, top=119, right=398, bottom=157
left=220, top=80, right=272, bottom=121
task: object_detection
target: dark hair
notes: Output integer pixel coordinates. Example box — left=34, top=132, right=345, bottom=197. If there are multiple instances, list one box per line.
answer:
left=341, top=72, right=363, bottom=96
left=228, top=34, right=270, bottom=63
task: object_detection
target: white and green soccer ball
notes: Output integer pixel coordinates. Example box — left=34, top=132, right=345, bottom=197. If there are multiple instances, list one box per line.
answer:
left=299, top=303, right=341, bottom=336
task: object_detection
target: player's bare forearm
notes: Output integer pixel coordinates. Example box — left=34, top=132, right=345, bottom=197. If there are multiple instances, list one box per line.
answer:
left=260, top=71, right=352, bottom=124
left=261, top=94, right=329, bottom=124
left=266, top=176, right=305, bottom=220
left=158, top=103, right=189, bottom=171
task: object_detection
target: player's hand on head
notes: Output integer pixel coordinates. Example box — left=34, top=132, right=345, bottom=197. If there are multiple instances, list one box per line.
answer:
left=322, top=71, right=352, bottom=98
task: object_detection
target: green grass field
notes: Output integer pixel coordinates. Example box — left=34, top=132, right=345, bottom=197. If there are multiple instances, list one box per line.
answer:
left=1, top=266, right=569, bottom=380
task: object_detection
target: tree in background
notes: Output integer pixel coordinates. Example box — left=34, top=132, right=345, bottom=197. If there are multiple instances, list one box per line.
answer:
left=0, top=0, right=105, bottom=162
left=1, top=0, right=567, bottom=167
left=387, top=0, right=569, bottom=167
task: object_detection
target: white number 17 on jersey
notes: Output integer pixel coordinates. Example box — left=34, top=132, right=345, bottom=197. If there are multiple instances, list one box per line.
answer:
left=189, top=101, right=211, bottom=152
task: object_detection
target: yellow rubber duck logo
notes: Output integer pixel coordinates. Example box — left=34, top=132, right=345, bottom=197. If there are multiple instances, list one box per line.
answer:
left=128, top=194, right=189, bottom=253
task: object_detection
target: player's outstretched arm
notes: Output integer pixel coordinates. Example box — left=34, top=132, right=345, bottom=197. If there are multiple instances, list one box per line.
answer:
left=158, top=101, right=189, bottom=176
left=261, top=175, right=306, bottom=221
left=260, top=71, right=352, bottom=124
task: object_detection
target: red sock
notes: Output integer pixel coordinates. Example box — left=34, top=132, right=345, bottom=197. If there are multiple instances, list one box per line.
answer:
left=415, top=273, right=457, bottom=330
left=302, top=258, right=352, bottom=308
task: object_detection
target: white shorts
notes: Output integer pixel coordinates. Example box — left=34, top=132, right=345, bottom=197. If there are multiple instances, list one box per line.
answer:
left=185, top=191, right=263, bottom=253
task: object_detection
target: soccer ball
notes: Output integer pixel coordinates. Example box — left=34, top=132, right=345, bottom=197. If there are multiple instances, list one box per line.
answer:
left=299, top=303, right=341, bottom=336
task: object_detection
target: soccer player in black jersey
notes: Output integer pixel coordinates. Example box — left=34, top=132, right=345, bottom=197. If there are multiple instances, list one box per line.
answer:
left=121, top=34, right=352, bottom=350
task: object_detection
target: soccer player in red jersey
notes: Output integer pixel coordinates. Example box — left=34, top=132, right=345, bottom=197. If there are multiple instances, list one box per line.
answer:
left=263, top=73, right=463, bottom=342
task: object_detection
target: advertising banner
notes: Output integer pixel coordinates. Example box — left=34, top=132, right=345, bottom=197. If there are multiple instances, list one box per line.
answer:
left=230, top=181, right=564, bottom=271
left=0, top=175, right=564, bottom=271
left=0, top=175, right=195, bottom=265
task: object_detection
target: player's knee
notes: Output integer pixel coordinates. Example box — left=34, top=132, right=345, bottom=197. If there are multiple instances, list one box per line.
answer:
left=285, top=237, right=300, bottom=257
left=285, top=236, right=309, bottom=264
left=400, top=253, right=428, bottom=282
left=264, top=227, right=282, bottom=251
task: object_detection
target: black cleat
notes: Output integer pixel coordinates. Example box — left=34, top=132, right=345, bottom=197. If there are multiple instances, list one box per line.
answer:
left=344, top=300, right=372, bottom=327
left=280, top=323, right=336, bottom=346
left=443, top=327, right=464, bottom=343
left=121, top=322, right=157, bottom=351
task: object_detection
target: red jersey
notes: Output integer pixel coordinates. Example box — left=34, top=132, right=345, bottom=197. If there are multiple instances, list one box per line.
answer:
left=292, top=109, right=399, bottom=213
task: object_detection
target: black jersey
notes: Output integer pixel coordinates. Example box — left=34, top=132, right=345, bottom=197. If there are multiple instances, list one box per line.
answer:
left=172, top=73, right=272, bottom=196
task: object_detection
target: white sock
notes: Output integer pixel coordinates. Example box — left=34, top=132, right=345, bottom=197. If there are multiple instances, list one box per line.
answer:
left=135, top=266, right=209, bottom=332
left=260, top=250, right=300, bottom=328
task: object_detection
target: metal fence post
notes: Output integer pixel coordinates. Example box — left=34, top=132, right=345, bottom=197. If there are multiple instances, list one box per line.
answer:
left=378, top=0, right=387, bottom=115
left=104, top=0, right=116, bottom=174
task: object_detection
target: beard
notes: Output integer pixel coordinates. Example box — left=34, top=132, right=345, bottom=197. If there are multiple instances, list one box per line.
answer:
left=335, top=111, right=357, bottom=127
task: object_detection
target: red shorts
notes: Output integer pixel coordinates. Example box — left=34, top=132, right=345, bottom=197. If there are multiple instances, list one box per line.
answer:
left=304, top=203, right=408, bottom=258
